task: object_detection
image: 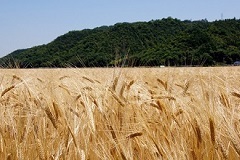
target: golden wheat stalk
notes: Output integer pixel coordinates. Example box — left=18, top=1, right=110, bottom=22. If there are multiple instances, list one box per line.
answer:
left=18, top=143, right=24, bottom=160
left=183, top=80, right=190, bottom=95
left=0, top=133, right=3, bottom=153
left=82, top=76, right=95, bottom=83
left=75, top=94, right=82, bottom=101
left=157, top=78, right=168, bottom=91
left=12, top=75, right=23, bottom=82
left=7, top=153, right=13, bottom=160
left=82, top=86, right=93, bottom=91
left=153, top=95, right=176, bottom=101
left=209, top=117, right=215, bottom=145
left=44, top=106, right=58, bottom=129
left=36, top=138, right=46, bottom=160
left=59, top=84, right=71, bottom=95
left=150, top=102, right=160, bottom=110
left=175, top=83, right=184, bottom=89
left=150, top=135, right=164, bottom=158
left=112, top=77, right=119, bottom=91
left=52, top=101, right=62, bottom=120
left=219, top=92, right=230, bottom=108
left=92, top=98, right=103, bottom=113
left=193, top=118, right=202, bottom=146
left=231, top=92, right=240, bottom=98
left=80, top=149, right=86, bottom=160
left=126, top=80, right=134, bottom=90
left=172, top=114, right=181, bottom=127
left=65, top=130, right=70, bottom=148
left=126, top=132, right=143, bottom=139
left=37, top=77, right=44, bottom=83
left=108, top=123, right=127, bottom=159
left=1, top=85, right=15, bottom=97
left=68, top=107, right=80, bottom=117
left=59, top=75, right=70, bottom=80
left=175, top=109, right=183, bottom=117
left=108, top=125, right=117, bottom=141
left=109, top=89, right=125, bottom=107
left=156, top=100, right=166, bottom=113
left=68, top=125, right=78, bottom=148
left=119, top=82, right=126, bottom=99
left=217, top=138, right=228, bottom=160
left=20, top=126, right=27, bottom=143
left=231, top=135, right=240, bottom=156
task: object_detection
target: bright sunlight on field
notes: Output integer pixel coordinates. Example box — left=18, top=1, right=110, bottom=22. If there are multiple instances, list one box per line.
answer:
left=0, top=67, right=240, bottom=159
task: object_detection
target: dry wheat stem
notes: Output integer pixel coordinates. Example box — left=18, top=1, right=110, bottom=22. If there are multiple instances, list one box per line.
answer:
left=126, top=132, right=143, bottom=139
left=231, top=92, right=240, bottom=98
left=82, top=76, right=95, bottom=83
left=193, top=118, right=202, bottom=146
left=1, top=85, right=15, bottom=97
left=209, top=117, right=215, bottom=145
left=44, top=106, right=58, bottom=129
left=157, top=78, right=168, bottom=91
left=36, top=138, right=45, bottom=160
left=127, top=80, right=135, bottom=90
left=217, top=138, right=228, bottom=160
left=0, top=67, right=239, bottom=159
left=231, top=135, right=240, bottom=156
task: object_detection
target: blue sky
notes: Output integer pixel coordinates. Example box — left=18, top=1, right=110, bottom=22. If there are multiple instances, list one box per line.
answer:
left=0, top=0, right=239, bottom=57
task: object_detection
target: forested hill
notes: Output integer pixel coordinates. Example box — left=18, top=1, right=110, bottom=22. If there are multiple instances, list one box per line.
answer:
left=1, top=17, right=240, bottom=68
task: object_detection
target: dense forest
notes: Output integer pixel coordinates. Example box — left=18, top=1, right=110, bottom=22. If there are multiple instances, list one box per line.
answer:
left=1, top=17, right=240, bottom=68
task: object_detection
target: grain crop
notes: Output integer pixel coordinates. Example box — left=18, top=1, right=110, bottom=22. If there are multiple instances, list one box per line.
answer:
left=0, top=67, right=239, bottom=159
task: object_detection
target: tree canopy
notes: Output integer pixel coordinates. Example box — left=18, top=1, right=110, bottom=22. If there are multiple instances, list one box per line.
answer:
left=1, top=17, right=240, bottom=68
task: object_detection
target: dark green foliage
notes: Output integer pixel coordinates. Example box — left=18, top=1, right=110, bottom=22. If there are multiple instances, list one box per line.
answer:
left=1, top=17, right=240, bottom=68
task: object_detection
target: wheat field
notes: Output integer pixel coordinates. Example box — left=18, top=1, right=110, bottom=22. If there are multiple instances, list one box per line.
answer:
left=0, top=67, right=240, bottom=160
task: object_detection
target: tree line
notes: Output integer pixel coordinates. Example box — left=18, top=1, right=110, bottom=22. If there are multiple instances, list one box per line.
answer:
left=1, top=17, right=240, bottom=68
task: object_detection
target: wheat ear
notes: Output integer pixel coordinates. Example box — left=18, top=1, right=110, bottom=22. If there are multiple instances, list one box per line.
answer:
left=36, top=138, right=45, bottom=160
left=193, top=119, right=202, bottom=147
left=1, top=85, right=15, bottom=97
left=209, top=117, right=215, bottom=145
left=44, top=106, right=58, bottom=129
left=217, top=138, right=228, bottom=160
left=231, top=135, right=240, bottom=156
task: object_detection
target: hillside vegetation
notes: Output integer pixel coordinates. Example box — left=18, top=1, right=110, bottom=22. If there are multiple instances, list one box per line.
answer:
left=0, top=67, right=240, bottom=159
left=1, top=17, right=240, bottom=67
